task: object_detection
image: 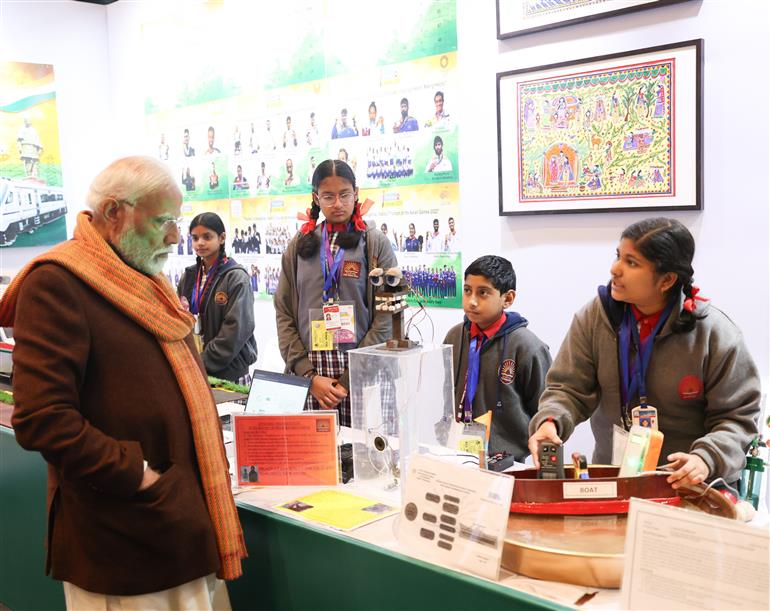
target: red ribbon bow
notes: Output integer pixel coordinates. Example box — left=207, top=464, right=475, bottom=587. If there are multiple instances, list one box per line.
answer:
left=350, top=203, right=367, bottom=232
left=683, top=285, right=708, bottom=312
left=298, top=208, right=317, bottom=235
left=297, top=197, right=375, bottom=235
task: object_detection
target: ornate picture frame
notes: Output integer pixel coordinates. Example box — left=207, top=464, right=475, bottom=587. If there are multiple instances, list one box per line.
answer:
left=497, top=39, right=703, bottom=216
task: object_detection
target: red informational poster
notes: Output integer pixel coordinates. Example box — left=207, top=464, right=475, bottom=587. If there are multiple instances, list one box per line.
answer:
left=233, top=412, right=339, bottom=486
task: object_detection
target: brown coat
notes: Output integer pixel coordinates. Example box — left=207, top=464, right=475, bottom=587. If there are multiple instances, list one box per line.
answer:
left=11, top=264, right=220, bottom=595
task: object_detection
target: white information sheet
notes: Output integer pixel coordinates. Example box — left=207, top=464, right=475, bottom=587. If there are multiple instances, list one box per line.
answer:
left=621, top=498, right=769, bottom=610
left=397, top=454, right=514, bottom=580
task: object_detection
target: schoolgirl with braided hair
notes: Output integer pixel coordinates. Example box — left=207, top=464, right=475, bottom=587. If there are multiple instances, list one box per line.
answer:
left=177, top=212, right=257, bottom=383
left=528, top=217, right=760, bottom=490
left=275, top=159, right=397, bottom=426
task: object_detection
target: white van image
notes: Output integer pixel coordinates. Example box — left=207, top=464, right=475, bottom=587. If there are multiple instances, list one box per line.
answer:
left=0, top=177, right=67, bottom=246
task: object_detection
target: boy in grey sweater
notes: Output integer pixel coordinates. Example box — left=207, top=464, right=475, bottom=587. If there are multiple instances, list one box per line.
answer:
left=444, top=256, right=552, bottom=462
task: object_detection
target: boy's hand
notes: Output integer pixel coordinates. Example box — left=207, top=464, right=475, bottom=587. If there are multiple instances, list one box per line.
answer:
left=528, top=420, right=562, bottom=468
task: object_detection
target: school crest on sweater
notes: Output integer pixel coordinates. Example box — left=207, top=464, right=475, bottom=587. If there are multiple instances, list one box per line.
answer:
left=498, top=359, right=516, bottom=385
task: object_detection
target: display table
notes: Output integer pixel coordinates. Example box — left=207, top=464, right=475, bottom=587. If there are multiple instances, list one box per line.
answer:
left=6, top=414, right=761, bottom=611
left=1, top=418, right=603, bottom=611
left=228, top=485, right=620, bottom=610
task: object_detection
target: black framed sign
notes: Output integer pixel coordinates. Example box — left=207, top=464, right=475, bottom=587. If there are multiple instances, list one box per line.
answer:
left=496, top=0, right=693, bottom=40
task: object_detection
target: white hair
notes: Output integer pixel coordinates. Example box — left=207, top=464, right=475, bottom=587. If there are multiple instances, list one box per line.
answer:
left=86, top=156, right=179, bottom=213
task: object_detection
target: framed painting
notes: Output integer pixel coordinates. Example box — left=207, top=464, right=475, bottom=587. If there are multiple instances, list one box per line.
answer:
left=497, top=39, right=702, bottom=216
left=496, top=0, right=693, bottom=40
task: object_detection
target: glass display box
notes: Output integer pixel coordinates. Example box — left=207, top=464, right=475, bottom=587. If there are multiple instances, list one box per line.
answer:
left=348, top=342, right=454, bottom=496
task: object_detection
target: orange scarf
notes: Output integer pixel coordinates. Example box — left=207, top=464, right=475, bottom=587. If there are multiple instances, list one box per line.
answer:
left=0, top=211, right=246, bottom=579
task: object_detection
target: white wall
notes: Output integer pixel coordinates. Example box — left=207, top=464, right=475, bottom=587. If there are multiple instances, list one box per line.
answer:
left=451, top=0, right=770, bottom=454
left=3, top=0, right=768, bottom=455
left=0, top=0, right=115, bottom=276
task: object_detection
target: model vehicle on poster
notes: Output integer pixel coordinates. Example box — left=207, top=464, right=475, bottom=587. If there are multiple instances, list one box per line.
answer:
left=0, top=279, right=13, bottom=378
left=0, top=326, right=14, bottom=379
left=0, top=177, right=67, bottom=247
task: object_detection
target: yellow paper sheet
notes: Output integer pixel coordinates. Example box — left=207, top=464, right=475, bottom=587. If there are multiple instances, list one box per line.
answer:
left=274, top=489, right=398, bottom=531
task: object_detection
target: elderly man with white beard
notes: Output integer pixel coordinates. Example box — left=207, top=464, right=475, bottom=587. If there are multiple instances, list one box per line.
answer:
left=0, top=156, right=246, bottom=610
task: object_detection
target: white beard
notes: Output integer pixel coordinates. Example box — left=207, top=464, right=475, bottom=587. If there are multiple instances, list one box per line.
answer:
left=115, top=228, right=170, bottom=276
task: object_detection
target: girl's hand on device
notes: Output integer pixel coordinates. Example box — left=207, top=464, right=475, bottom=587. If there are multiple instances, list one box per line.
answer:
left=310, top=375, right=348, bottom=409
left=527, top=420, right=562, bottom=468
left=663, top=452, right=709, bottom=489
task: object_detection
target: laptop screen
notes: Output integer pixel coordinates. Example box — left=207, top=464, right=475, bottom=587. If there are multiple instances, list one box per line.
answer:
left=244, top=369, right=310, bottom=415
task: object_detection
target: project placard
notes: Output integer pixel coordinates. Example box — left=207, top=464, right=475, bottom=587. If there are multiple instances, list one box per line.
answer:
left=233, top=412, right=339, bottom=486
left=621, top=498, right=769, bottom=610
left=397, top=454, right=514, bottom=580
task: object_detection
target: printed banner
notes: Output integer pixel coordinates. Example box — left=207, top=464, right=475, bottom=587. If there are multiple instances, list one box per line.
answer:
left=0, top=62, right=67, bottom=248
left=145, top=0, right=461, bottom=308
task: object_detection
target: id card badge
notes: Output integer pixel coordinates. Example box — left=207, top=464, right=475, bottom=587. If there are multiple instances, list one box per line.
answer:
left=322, top=303, right=342, bottom=331
left=310, top=308, right=335, bottom=351
left=311, top=320, right=334, bottom=351
left=192, top=315, right=204, bottom=353
left=335, top=302, right=356, bottom=344
left=631, top=405, right=658, bottom=430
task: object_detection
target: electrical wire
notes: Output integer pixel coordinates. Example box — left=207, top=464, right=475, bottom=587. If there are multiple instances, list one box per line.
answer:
left=404, top=284, right=435, bottom=343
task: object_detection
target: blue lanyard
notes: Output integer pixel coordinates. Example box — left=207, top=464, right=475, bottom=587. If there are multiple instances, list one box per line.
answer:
left=190, top=260, right=220, bottom=315
left=461, top=335, right=486, bottom=423
left=618, top=299, right=675, bottom=422
left=321, top=223, right=346, bottom=302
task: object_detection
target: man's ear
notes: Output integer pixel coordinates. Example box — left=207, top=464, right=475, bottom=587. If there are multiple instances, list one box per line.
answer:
left=101, top=198, right=122, bottom=224
left=503, top=289, right=516, bottom=308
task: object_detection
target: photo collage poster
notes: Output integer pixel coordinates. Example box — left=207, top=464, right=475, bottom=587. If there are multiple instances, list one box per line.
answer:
left=0, top=61, right=67, bottom=248
left=143, top=0, right=461, bottom=307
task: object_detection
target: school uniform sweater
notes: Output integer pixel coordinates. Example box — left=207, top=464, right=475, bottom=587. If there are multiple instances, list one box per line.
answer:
left=530, top=284, right=761, bottom=483
left=445, top=312, right=552, bottom=461
left=178, top=258, right=257, bottom=382
left=274, top=223, right=397, bottom=389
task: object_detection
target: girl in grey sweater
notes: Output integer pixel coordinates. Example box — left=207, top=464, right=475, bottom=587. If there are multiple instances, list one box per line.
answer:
left=528, top=218, right=760, bottom=488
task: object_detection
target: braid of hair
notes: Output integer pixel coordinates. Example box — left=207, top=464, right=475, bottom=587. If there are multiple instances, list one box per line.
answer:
left=673, top=278, right=698, bottom=333
left=336, top=199, right=365, bottom=249
left=297, top=200, right=321, bottom=258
